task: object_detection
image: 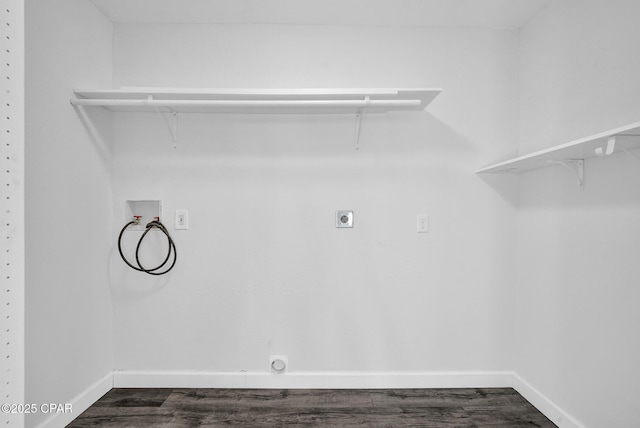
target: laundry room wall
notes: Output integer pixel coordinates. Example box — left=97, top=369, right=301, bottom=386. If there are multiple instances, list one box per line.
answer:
left=109, top=23, right=520, bottom=378
left=24, top=0, right=114, bottom=426
left=515, top=1, right=640, bottom=427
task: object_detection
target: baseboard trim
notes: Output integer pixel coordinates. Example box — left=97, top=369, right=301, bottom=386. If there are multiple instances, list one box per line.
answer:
left=35, top=372, right=113, bottom=428
left=53, top=371, right=585, bottom=428
left=512, top=373, right=585, bottom=428
left=113, top=370, right=514, bottom=389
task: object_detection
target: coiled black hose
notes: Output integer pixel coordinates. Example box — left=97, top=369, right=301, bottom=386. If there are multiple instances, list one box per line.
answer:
left=118, top=218, right=177, bottom=275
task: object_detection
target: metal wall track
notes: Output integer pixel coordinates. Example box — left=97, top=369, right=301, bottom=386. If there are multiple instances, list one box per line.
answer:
left=1, top=1, right=24, bottom=427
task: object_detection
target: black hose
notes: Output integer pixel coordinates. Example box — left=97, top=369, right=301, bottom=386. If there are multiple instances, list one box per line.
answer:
left=136, top=220, right=177, bottom=275
left=118, top=221, right=144, bottom=272
left=118, top=219, right=177, bottom=275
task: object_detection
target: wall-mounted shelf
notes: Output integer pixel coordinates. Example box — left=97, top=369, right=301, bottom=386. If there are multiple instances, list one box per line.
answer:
left=71, top=87, right=441, bottom=114
left=476, top=121, right=640, bottom=189
left=71, top=87, right=441, bottom=149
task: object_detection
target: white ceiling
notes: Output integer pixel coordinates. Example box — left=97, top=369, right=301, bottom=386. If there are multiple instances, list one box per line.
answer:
left=89, top=0, right=549, bottom=28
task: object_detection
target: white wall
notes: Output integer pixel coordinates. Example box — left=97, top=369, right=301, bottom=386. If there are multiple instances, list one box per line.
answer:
left=25, top=1, right=113, bottom=426
left=20, top=2, right=640, bottom=425
left=516, top=1, right=640, bottom=427
left=18, top=0, right=640, bottom=425
left=518, top=0, right=640, bottom=153
left=110, top=24, right=519, bottom=377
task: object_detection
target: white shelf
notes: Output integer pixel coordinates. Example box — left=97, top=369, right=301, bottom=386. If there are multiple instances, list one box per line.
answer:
left=477, top=121, right=640, bottom=174
left=71, top=87, right=441, bottom=114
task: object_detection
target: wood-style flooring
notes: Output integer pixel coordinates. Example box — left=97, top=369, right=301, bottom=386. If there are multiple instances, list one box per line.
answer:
left=67, top=387, right=557, bottom=427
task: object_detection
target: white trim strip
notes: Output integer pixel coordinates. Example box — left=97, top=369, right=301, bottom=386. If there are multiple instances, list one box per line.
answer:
left=37, top=371, right=589, bottom=428
left=113, top=370, right=514, bottom=389
left=513, top=373, right=585, bottom=428
left=35, top=372, right=113, bottom=428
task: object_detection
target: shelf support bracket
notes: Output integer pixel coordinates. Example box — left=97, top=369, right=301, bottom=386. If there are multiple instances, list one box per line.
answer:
left=354, top=96, right=370, bottom=150
left=612, top=135, right=640, bottom=162
left=622, top=148, right=640, bottom=161
left=547, top=159, right=584, bottom=191
left=160, top=111, right=178, bottom=149
left=150, top=94, right=178, bottom=148
left=355, top=110, right=362, bottom=150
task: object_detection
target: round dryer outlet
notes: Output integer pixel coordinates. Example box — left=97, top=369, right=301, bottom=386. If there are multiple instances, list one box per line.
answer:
left=336, top=211, right=353, bottom=228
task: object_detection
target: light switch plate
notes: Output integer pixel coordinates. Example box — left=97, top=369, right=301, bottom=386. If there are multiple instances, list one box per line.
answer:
left=336, top=211, right=353, bottom=228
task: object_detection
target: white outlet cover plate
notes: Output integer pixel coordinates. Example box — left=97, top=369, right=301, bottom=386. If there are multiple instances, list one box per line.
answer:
left=417, top=214, right=429, bottom=233
left=175, top=209, right=189, bottom=230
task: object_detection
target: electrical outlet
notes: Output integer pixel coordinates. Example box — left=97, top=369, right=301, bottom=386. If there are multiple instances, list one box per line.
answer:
left=417, top=214, right=429, bottom=233
left=175, top=210, right=189, bottom=230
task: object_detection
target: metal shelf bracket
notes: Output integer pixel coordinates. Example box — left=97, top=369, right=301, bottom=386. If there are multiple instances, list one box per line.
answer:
left=616, top=135, right=640, bottom=161
left=622, top=148, right=640, bottom=161
left=355, top=111, right=362, bottom=150
left=161, top=111, right=178, bottom=149
left=354, top=96, right=372, bottom=150
left=547, top=159, right=584, bottom=190
left=151, top=96, right=178, bottom=148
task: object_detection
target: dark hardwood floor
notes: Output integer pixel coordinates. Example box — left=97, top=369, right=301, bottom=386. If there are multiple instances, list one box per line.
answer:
left=67, top=387, right=557, bottom=427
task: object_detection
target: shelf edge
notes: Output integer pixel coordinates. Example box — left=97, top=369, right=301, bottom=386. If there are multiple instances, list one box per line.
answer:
left=476, top=120, right=640, bottom=174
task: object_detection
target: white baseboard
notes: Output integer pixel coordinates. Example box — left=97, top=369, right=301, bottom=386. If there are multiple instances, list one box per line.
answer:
left=43, top=370, right=585, bottom=428
left=113, top=370, right=514, bottom=389
left=35, top=372, right=113, bottom=428
left=513, top=373, right=585, bottom=428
